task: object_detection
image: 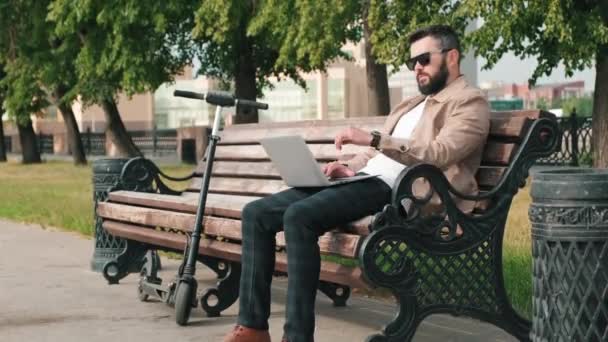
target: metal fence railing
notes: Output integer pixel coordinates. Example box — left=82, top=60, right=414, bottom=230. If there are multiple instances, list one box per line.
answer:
left=37, top=133, right=54, bottom=155
left=130, top=127, right=178, bottom=156
left=3, top=137, right=11, bottom=153
left=81, top=129, right=107, bottom=156
left=538, top=111, right=593, bottom=166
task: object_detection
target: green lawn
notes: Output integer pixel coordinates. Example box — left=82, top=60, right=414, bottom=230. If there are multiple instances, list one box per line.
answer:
left=0, top=160, right=534, bottom=318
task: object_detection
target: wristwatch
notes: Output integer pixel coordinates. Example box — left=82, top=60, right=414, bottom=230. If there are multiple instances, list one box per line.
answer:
left=370, top=130, right=382, bottom=150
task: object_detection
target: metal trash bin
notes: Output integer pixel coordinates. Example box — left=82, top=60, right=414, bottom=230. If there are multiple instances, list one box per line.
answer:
left=90, top=158, right=130, bottom=271
left=529, top=168, right=608, bottom=341
left=181, top=138, right=197, bottom=164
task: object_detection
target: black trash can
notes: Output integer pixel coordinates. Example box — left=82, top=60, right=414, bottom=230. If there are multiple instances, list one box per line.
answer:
left=529, top=168, right=608, bottom=341
left=90, top=158, right=130, bottom=271
left=181, top=138, right=197, bottom=164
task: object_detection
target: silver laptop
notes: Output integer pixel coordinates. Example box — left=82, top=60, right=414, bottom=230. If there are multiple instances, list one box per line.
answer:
left=260, top=135, right=378, bottom=187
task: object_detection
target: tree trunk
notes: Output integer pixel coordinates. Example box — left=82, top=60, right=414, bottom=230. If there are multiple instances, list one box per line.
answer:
left=592, top=45, right=608, bottom=168
left=17, top=118, right=41, bottom=164
left=0, top=112, right=6, bottom=162
left=57, top=102, right=87, bottom=165
left=101, top=98, right=142, bottom=157
left=363, top=0, right=391, bottom=116
left=233, top=33, right=258, bottom=124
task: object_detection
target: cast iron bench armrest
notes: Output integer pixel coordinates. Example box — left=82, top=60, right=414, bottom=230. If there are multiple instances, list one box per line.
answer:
left=118, top=157, right=196, bottom=195
left=368, top=117, right=561, bottom=252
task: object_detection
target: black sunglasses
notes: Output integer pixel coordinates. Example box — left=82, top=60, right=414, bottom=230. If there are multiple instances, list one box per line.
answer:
left=405, top=48, right=452, bottom=71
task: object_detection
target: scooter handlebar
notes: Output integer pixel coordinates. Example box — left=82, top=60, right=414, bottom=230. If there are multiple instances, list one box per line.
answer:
left=173, top=90, right=205, bottom=100
left=173, top=89, right=268, bottom=110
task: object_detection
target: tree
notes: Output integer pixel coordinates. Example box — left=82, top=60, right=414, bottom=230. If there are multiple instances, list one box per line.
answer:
left=0, top=66, right=6, bottom=162
left=0, top=1, right=47, bottom=164
left=367, top=1, right=468, bottom=75
left=49, top=0, right=197, bottom=156
left=462, top=0, right=608, bottom=167
left=1, top=60, right=43, bottom=164
left=248, top=0, right=394, bottom=117
left=559, top=95, right=594, bottom=117
left=360, top=1, right=471, bottom=116
left=363, top=0, right=390, bottom=116
left=1, top=0, right=87, bottom=165
left=536, top=97, right=549, bottom=111
left=193, top=0, right=361, bottom=123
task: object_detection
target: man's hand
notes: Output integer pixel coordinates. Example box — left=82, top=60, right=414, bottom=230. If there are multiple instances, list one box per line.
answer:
left=334, top=127, right=373, bottom=151
left=322, top=161, right=355, bottom=178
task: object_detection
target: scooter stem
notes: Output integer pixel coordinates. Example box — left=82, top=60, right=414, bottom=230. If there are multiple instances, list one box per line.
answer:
left=182, top=105, right=223, bottom=276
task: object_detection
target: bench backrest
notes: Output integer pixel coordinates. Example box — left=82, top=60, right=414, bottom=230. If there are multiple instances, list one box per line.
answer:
left=186, top=110, right=551, bottom=206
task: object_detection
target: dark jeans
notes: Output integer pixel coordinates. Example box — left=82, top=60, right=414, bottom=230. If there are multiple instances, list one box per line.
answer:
left=236, top=176, right=391, bottom=342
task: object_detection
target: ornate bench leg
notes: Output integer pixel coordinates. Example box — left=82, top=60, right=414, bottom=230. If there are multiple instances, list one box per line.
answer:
left=102, top=240, right=149, bottom=285
left=366, top=284, right=419, bottom=342
left=359, top=226, right=422, bottom=342
left=318, top=281, right=351, bottom=307
left=199, top=256, right=241, bottom=317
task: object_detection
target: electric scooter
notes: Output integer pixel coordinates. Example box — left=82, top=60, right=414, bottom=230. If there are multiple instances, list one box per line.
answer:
left=135, top=90, right=268, bottom=325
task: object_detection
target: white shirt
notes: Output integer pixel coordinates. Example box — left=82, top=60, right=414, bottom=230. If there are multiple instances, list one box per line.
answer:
left=360, top=97, right=427, bottom=188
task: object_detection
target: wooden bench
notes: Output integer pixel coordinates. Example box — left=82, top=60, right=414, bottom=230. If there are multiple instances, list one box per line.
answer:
left=95, top=110, right=559, bottom=341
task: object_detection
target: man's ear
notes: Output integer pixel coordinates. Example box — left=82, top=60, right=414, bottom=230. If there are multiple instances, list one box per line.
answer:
left=448, top=49, right=460, bottom=67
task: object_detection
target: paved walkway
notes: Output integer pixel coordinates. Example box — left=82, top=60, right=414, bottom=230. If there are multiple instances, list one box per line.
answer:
left=0, top=219, right=517, bottom=341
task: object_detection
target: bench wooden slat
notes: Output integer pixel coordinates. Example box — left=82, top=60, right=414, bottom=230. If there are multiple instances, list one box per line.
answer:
left=107, top=191, right=253, bottom=219
left=98, top=202, right=363, bottom=257
left=482, top=142, right=517, bottom=166
left=213, top=144, right=367, bottom=162
left=102, top=220, right=369, bottom=288
left=275, top=232, right=361, bottom=258
left=218, top=117, right=385, bottom=145
left=213, top=140, right=517, bottom=167
left=106, top=191, right=373, bottom=235
left=187, top=177, right=289, bottom=196
left=98, top=202, right=196, bottom=229
left=488, top=116, right=530, bottom=140
left=199, top=160, right=509, bottom=182
left=491, top=109, right=547, bottom=119
left=475, top=166, right=506, bottom=189
left=197, top=161, right=281, bottom=178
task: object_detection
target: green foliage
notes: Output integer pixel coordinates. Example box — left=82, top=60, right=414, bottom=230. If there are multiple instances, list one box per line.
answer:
left=462, top=0, right=608, bottom=85
left=536, top=97, right=549, bottom=111
left=558, top=95, right=594, bottom=117
left=579, top=151, right=594, bottom=167
left=192, top=0, right=360, bottom=94
left=368, top=0, right=468, bottom=69
left=0, top=161, right=193, bottom=235
left=249, top=0, right=361, bottom=75
left=0, top=0, right=53, bottom=124
left=48, top=0, right=198, bottom=105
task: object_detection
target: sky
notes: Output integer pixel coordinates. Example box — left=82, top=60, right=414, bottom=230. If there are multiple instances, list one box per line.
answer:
left=477, top=53, right=596, bottom=91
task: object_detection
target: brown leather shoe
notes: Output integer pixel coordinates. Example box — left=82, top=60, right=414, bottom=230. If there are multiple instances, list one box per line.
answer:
left=223, top=325, right=271, bottom=342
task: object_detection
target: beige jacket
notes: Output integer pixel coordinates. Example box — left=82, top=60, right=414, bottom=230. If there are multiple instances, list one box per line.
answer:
left=346, top=76, right=490, bottom=213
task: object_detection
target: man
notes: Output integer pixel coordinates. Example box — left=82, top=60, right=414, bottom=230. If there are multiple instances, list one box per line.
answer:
left=224, top=25, right=490, bottom=342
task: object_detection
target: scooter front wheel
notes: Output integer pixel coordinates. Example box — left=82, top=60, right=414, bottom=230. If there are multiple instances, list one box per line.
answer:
left=175, top=279, right=196, bottom=325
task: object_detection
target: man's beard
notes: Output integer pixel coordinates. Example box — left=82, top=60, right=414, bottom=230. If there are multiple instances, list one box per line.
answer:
left=417, top=58, right=449, bottom=95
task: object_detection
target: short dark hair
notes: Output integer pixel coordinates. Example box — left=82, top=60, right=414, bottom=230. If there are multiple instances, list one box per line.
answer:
left=408, top=25, right=461, bottom=54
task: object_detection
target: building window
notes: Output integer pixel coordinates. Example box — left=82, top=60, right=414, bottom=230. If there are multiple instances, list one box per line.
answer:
left=327, top=79, right=344, bottom=119
left=154, top=79, right=210, bottom=129
left=260, top=79, right=318, bottom=122
left=155, top=112, right=169, bottom=129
